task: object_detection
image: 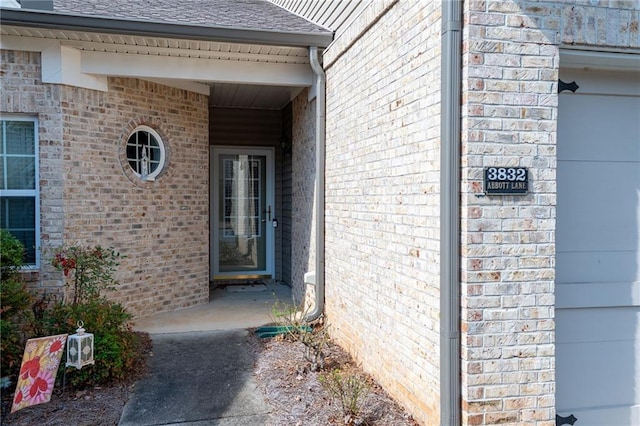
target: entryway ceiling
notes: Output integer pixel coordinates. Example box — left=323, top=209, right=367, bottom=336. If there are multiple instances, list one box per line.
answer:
left=208, top=83, right=298, bottom=110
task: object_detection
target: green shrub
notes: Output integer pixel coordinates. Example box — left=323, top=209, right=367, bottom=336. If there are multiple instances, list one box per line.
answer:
left=1, top=278, right=32, bottom=321
left=41, top=299, right=138, bottom=387
left=1, top=239, right=143, bottom=391
left=0, top=231, right=33, bottom=388
left=0, top=279, right=33, bottom=377
left=0, top=230, right=26, bottom=281
left=0, top=317, right=25, bottom=387
left=44, top=245, right=140, bottom=388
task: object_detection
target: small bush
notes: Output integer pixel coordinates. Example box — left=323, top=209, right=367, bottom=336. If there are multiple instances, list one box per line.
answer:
left=0, top=317, right=25, bottom=386
left=51, top=245, right=121, bottom=305
left=0, top=231, right=33, bottom=388
left=40, top=299, right=137, bottom=387
left=320, top=368, right=370, bottom=425
left=297, top=323, right=330, bottom=372
left=0, top=238, right=144, bottom=401
left=0, top=230, right=26, bottom=281
left=1, top=278, right=32, bottom=321
left=271, top=299, right=330, bottom=372
left=0, top=279, right=33, bottom=377
left=41, top=245, right=141, bottom=388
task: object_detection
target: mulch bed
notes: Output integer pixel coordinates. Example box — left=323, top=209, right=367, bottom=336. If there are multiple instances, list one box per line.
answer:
left=251, top=331, right=418, bottom=425
left=1, top=332, right=152, bottom=426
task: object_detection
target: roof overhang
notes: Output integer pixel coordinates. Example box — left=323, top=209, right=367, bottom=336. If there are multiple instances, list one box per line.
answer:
left=0, top=8, right=333, bottom=48
left=0, top=7, right=332, bottom=108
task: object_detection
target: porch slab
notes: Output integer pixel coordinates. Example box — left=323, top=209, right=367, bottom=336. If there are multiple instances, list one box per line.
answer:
left=132, top=281, right=293, bottom=334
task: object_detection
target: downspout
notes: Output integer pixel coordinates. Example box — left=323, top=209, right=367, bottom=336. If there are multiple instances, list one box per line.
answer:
left=304, top=45, right=326, bottom=321
left=440, top=1, right=462, bottom=426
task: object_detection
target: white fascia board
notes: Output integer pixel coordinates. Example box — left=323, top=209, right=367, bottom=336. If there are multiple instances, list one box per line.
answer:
left=42, top=45, right=108, bottom=91
left=80, top=51, right=314, bottom=87
left=2, top=35, right=108, bottom=91
left=560, top=48, right=640, bottom=71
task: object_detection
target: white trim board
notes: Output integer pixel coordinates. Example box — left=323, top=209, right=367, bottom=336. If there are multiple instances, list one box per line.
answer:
left=560, top=48, right=640, bottom=71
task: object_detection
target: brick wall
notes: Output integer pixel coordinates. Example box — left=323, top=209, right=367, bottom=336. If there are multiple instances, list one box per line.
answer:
left=460, top=1, right=640, bottom=425
left=281, top=103, right=293, bottom=286
left=321, top=2, right=442, bottom=424
left=1, top=50, right=65, bottom=296
left=291, top=88, right=316, bottom=304
left=1, top=50, right=210, bottom=318
left=60, top=77, right=210, bottom=318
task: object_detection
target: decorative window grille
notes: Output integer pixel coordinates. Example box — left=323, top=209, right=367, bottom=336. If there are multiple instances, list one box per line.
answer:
left=125, top=126, right=165, bottom=180
left=222, top=157, right=261, bottom=238
left=0, top=117, right=39, bottom=265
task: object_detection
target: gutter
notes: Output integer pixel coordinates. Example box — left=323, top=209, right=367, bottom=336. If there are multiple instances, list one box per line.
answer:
left=440, top=1, right=462, bottom=425
left=304, top=45, right=326, bottom=322
left=0, top=8, right=333, bottom=48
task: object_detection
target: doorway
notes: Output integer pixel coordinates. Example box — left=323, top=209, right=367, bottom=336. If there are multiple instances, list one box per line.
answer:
left=211, top=146, right=275, bottom=280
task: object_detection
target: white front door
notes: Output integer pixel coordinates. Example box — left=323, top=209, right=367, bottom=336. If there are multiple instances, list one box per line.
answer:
left=211, top=146, right=275, bottom=279
left=556, top=65, right=640, bottom=425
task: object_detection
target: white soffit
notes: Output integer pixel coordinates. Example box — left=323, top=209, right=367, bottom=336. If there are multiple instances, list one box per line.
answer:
left=0, top=25, right=310, bottom=62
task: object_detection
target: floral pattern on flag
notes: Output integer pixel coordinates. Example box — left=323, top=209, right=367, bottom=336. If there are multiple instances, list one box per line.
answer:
left=11, top=334, right=68, bottom=413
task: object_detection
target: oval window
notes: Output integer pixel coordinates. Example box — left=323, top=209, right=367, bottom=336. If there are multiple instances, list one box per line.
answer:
left=125, top=126, right=166, bottom=180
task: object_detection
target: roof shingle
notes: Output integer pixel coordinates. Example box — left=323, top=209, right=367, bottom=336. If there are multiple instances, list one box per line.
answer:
left=52, top=0, right=330, bottom=34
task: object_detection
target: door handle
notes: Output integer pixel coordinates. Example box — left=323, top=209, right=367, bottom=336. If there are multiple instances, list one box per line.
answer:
left=262, top=206, right=271, bottom=222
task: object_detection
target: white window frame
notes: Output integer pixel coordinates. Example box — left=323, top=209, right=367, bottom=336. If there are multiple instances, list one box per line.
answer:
left=125, top=125, right=166, bottom=181
left=0, top=115, right=40, bottom=268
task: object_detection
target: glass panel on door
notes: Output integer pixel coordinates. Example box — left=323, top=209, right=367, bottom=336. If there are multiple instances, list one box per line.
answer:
left=212, top=147, right=274, bottom=279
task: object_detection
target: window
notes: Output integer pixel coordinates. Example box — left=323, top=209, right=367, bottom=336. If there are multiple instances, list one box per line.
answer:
left=0, top=117, right=39, bottom=265
left=125, top=126, right=166, bottom=180
left=222, top=157, right=262, bottom=238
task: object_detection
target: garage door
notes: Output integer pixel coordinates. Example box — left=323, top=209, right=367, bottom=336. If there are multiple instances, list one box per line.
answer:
left=556, top=65, right=640, bottom=425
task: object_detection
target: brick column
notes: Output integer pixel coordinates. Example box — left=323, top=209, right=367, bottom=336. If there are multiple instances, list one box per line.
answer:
left=460, top=2, right=559, bottom=424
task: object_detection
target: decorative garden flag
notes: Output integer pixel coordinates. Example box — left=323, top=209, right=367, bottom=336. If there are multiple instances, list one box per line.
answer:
left=11, top=334, right=68, bottom=413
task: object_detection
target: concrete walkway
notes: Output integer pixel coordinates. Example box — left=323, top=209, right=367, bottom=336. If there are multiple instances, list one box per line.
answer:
left=119, top=330, right=270, bottom=426
left=133, top=281, right=292, bottom=334
left=119, top=282, right=293, bottom=425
